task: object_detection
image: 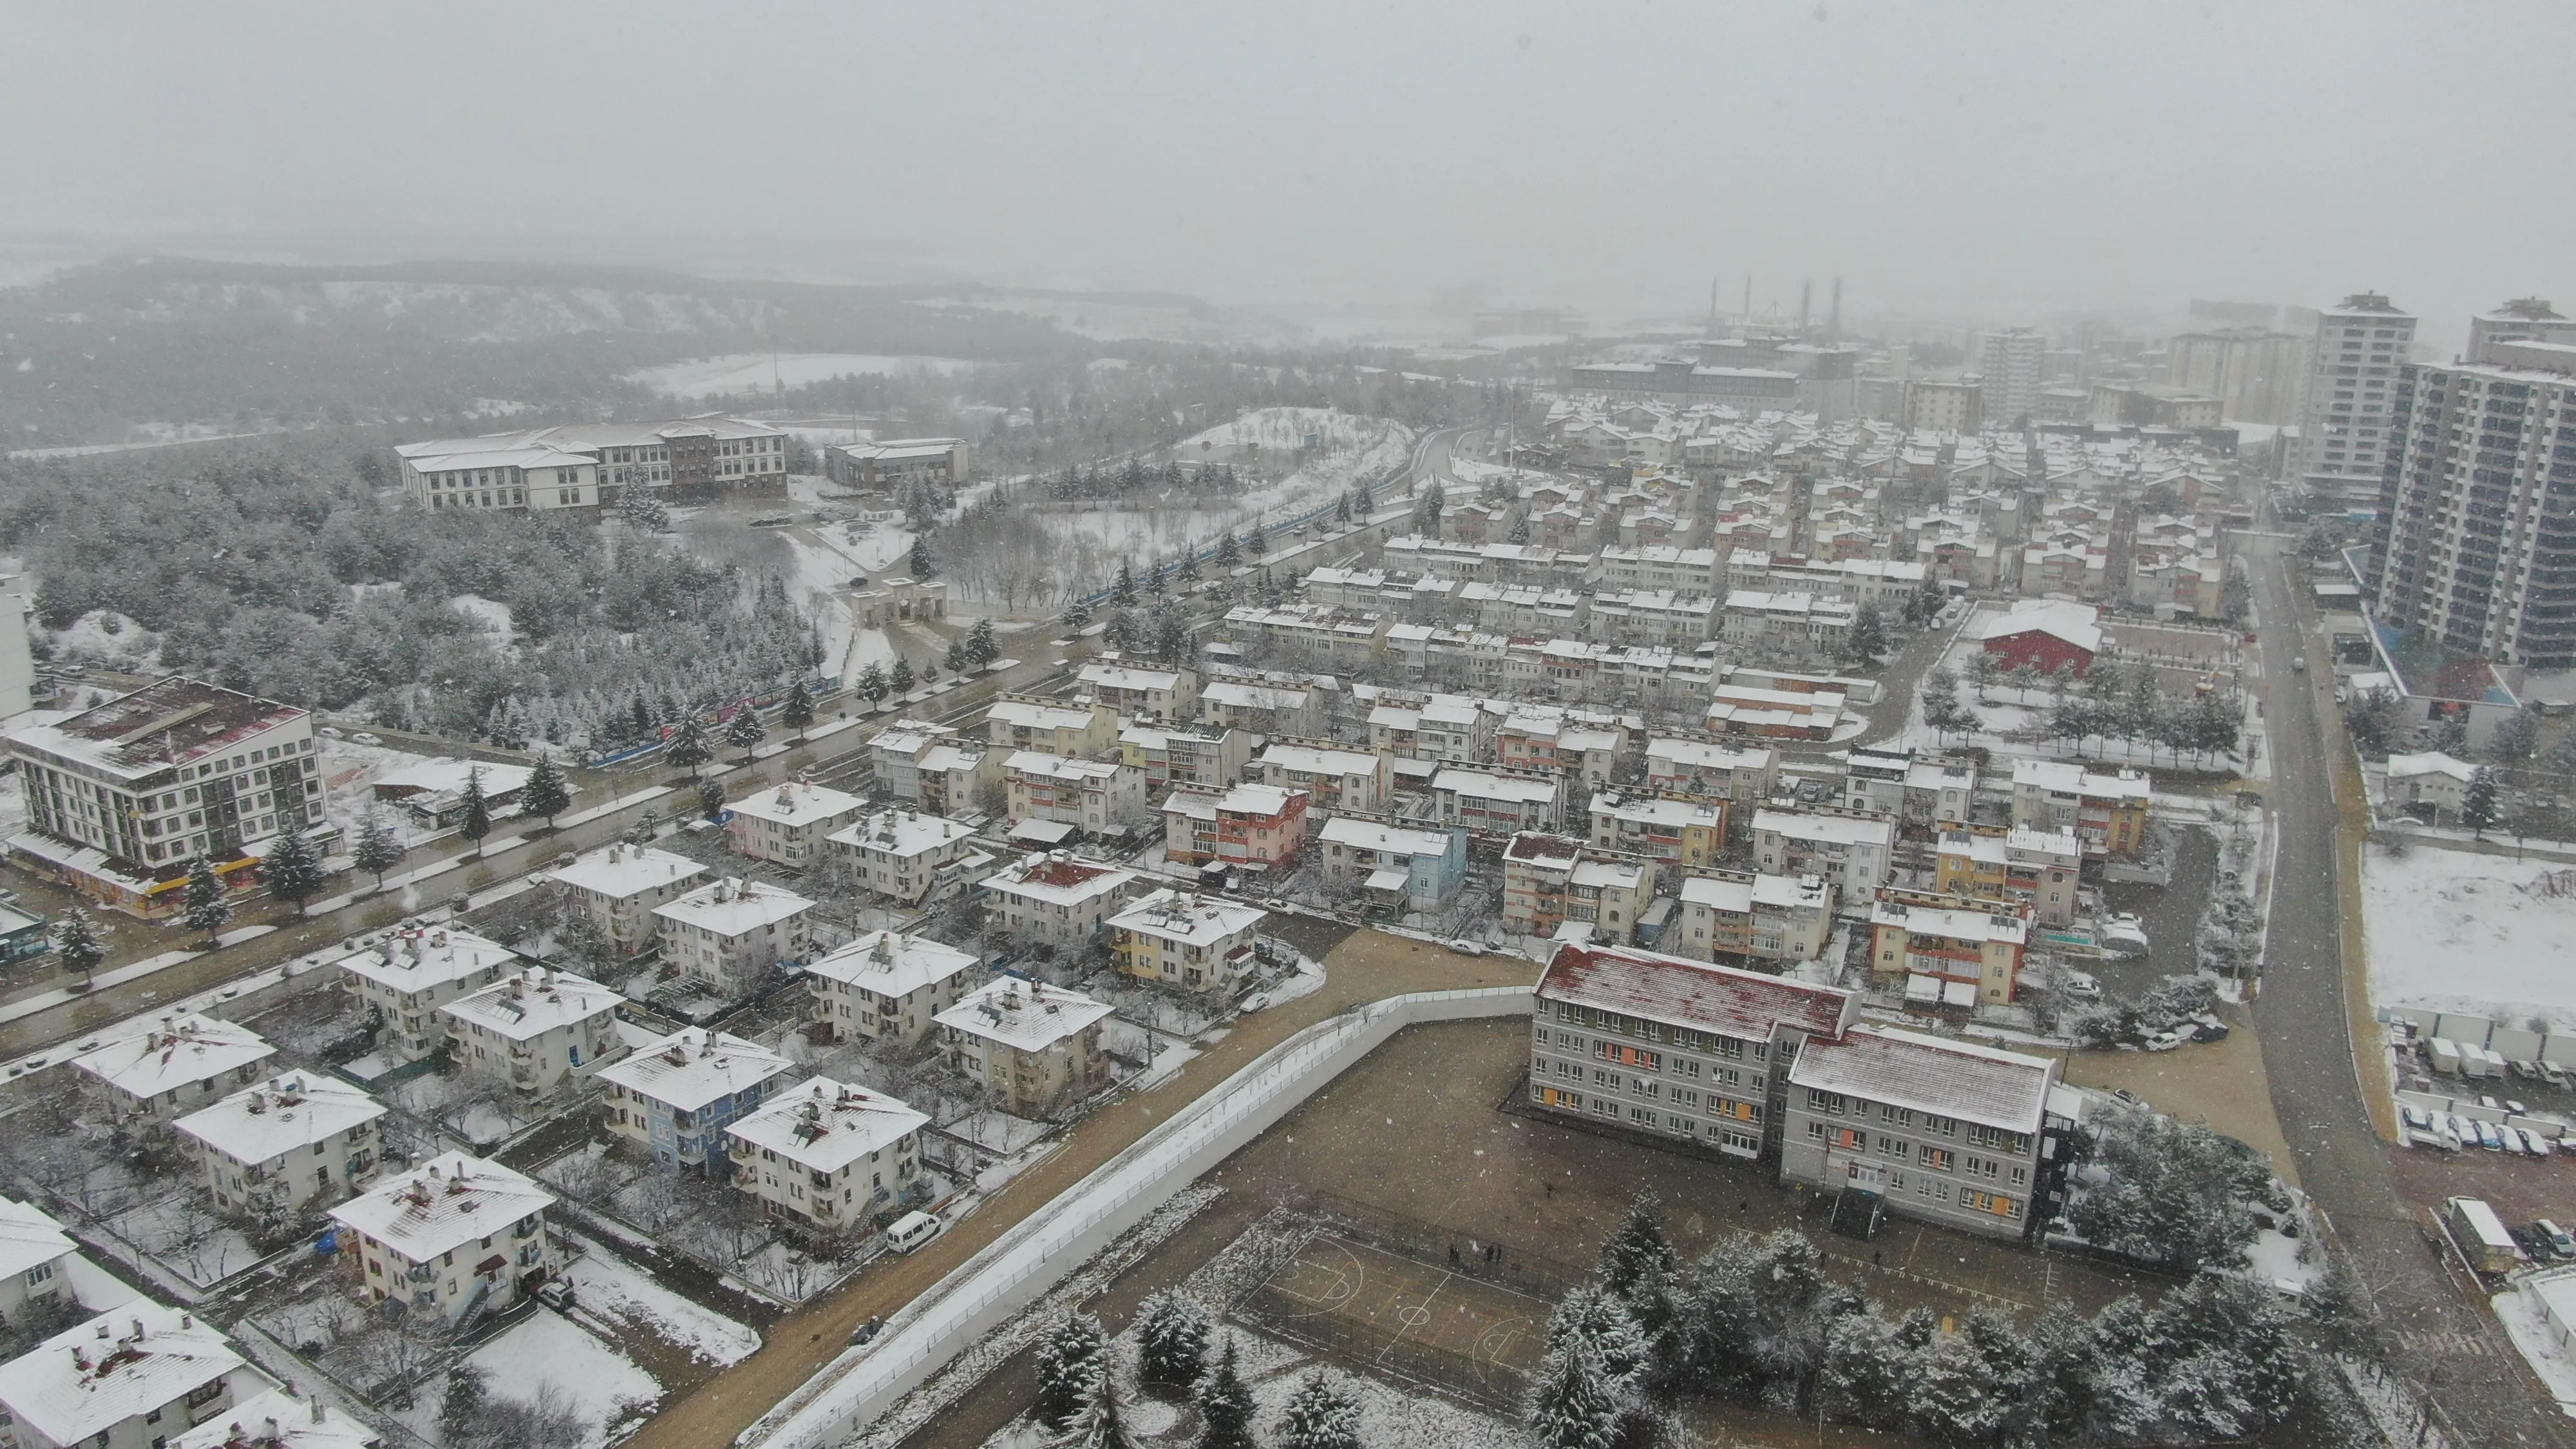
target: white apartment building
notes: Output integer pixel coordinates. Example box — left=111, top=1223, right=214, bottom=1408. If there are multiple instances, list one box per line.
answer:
left=1252, top=741, right=1390, bottom=812
left=804, top=930, right=983, bottom=1047
left=71, top=1016, right=276, bottom=1123
left=652, top=878, right=817, bottom=995
left=439, top=968, right=623, bottom=1094
left=724, top=1079, right=927, bottom=1233
left=1433, top=768, right=1563, bottom=837
left=1365, top=695, right=1497, bottom=763
left=1643, top=737, right=1778, bottom=808
left=2296, top=292, right=2416, bottom=507
left=595, top=1028, right=793, bottom=1175
left=1108, top=889, right=1267, bottom=996
left=551, top=844, right=708, bottom=958
left=175, top=1074, right=384, bottom=1220
left=869, top=720, right=957, bottom=804
left=334, top=927, right=520, bottom=1059
left=0, top=1196, right=77, bottom=1331
left=1979, top=328, right=2045, bottom=427
left=1780, top=1025, right=2057, bottom=1240
left=986, top=697, right=1118, bottom=759
left=982, top=853, right=1136, bottom=949
left=396, top=415, right=788, bottom=513
left=1751, top=810, right=1895, bottom=895
left=726, top=781, right=867, bottom=871
left=0, top=1302, right=270, bottom=1449
left=826, top=809, right=984, bottom=906
left=327, top=1155, right=556, bottom=1321
left=1004, top=752, right=1144, bottom=835
left=936, top=977, right=1115, bottom=1117
left=171, top=1387, right=374, bottom=1449
left=1076, top=662, right=1198, bottom=719
left=1676, top=872, right=1837, bottom=965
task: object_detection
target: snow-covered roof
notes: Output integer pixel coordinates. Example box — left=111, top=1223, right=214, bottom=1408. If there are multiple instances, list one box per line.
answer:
left=1752, top=809, right=1895, bottom=848
left=988, top=699, right=1103, bottom=733
left=175, top=1074, right=384, bottom=1166
left=0, top=1302, right=250, bottom=1449
left=869, top=719, right=954, bottom=758
left=1906, top=759, right=1976, bottom=791
left=1680, top=875, right=1754, bottom=912
left=72, top=1015, right=275, bottom=1103
left=936, top=976, right=1114, bottom=1054
left=1203, top=681, right=1309, bottom=710
left=1788, top=1023, right=2054, bottom=1134
left=1645, top=737, right=1776, bottom=770
left=1870, top=898, right=2029, bottom=945
left=4, top=676, right=307, bottom=782
left=1164, top=782, right=1301, bottom=822
left=724, top=1078, right=927, bottom=1175
left=1593, top=793, right=1722, bottom=828
left=438, top=968, right=620, bottom=1042
left=372, top=758, right=535, bottom=798
left=727, top=780, right=866, bottom=828
left=1005, top=750, right=1123, bottom=784
left=1539, top=942, right=1854, bottom=1043
left=1318, top=816, right=1454, bottom=857
left=1974, top=598, right=2103, bottom=654
left=1434, top=768, right=1560, bottom=804
left=172, top=1386, right=375, bottom=1449
left=914, top=743, right=987, bottom=775
left=334, top=927, right=521, bottom=993
left=652, top=878, right=813, bottom=938
left=2386, top=750, right=2476, bottom=784
left=594, top=1027, right=792, bottom=1113
left=1108, top=887, right=1267, bottom=947
left=327, top=1153, right=553, bottom=1265
left=2009, top=758, right=2152, bottom=802
left=1258, top=743, right=1382, bottom=777
left=1571, top=858, right=1647, bottom=891
left=982, top=853, right=1136, bottom=905
left=1079, top=663, right=1186, bottom=692
left=1367, top=705, right=1423, bottom=730
left=551, top=844, right=706, bottom=899
left=804, top=931, right=981, bottom=999
left=0, top=1194, right=75, bottom=1283
left=1504, top=831, right=1584, bottom=868
left=828, top=809, right=976, bottom=860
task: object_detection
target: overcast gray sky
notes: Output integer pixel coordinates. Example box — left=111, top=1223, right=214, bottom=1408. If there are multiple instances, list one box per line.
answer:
left=7, top=1, right=2571, bottom=339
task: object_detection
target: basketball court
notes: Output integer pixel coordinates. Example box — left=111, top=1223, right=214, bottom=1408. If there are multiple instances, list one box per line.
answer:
left=1242, top=1230, right=1553, bottom=1406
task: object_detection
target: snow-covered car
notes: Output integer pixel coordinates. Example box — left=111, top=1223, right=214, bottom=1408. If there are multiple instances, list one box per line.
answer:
left=2143, top=1030, right=2186, bottom=1052
left=351, top=732, right=383, bottom=746
left=1447, top=938, right=1487, bottom=956
left=2099, top=915, right=2150, bottom=958
left=2059, top=970, right=2102, bottom=998
left=319, top=725, right=345, bottom=739
left=2110, top=1088, right=2150, bottom=1111
left=1263, top=896, right=1290, bottom=911
left=1238, top=991, right=1272, bottom=1014
left=535, top=1280, right=573, bottom=1310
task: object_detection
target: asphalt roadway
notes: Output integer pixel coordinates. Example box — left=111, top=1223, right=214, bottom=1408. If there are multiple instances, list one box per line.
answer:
left=2246, top=531, right=2568, bottom=1446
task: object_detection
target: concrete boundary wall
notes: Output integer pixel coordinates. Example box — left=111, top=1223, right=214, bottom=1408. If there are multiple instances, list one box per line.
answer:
left=743, top=985, right=1537, bottom=1448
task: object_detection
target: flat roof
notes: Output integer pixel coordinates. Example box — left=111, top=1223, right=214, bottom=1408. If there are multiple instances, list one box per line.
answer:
left=1788, top=1023, right=2054, bottom=1134
left=8, top=676, right=305, bottom=781
left=1539, top=941, right=1854, bottom=1043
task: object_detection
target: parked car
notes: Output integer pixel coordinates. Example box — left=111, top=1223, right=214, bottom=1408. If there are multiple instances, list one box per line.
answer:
left=1447, top=938, right=1487, bottom=957
left=319, top=725, right=345, bottom=739
left=535, top=1280, right=573, bottom=1310
left=885, top=1210, right=943, bottom=1254
left=2110, top=1088, right=2150, bottom=1111
left=351, top=732, right=383, bottom=746
left=2060, top=970, right=2103, bottom=999
left=850, top=1315, right=884, bottom=1347
left=2476, top=1120, right=2506, bottom=1151
left=2543, top=1220, right=2576, bottom=1259
left=2099, top=915, right=2151, bottom=958
left=2144, top=1030, right=2186, bottom=1052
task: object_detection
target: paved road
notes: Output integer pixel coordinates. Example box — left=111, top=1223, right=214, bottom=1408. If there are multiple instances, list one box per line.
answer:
left=2246, top=532, right=2568, bottom=1446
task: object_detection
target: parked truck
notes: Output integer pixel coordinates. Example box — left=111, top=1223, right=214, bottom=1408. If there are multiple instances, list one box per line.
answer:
left=2429, top=1038, right=2463, bottom=1075
left=2447, top=1196, right=2522, bottom=1274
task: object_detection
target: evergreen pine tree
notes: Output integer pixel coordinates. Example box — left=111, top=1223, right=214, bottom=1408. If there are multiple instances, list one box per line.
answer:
left=1178, top=550, right=1201, bottom=584
left=1136, top=1291, right=1211, bottom=1388
left=1844, top=603, right=1889, bottom=665
left=521, top=756, right=573, bottom=826
left=2464, top=765, right=2503, bottom=839
left=1274, top=1369, right=1361, bottom=1449
left=182, top=855, right=231, bottom=947
left=856, top=663, right=890, bottom=706
left=698, top=778, right=728, bottom=822
left=1063, top=598, right=1094, bottom=632
left=891, top=657, right=916, bottom=694
left=1333, top=493, right=1352, bottom=525
left=781, top=681, right=815, bottom=741
left=1217, top=530, right=1242, bottom=568
left=945, top=639, right=968, bottom=673
left=725, top=701, right=768, bottom=761
left=1034, top=1314, right=1107, bottom=1430
left=664, top=712, right=715, bottom=778
left=352, top=808, right=404, bottom=890
left=1524, top=1339, right=1628, bottom=1449
left=630, top=690, right=654, bottom=743
left=967, top=618, right=1000, bottom=665
left=1112, top=560, right=1137, bottom=607
left=1244, top=522, right=1265, bottom=557
left=263, top=825, right=327, bottom=911
left=1598, top=1192, right=1678, bottom=1300
left=457, top=766, right=494, bottom=857
left=908, top=535, right=938, bottom=580
left=441, top=1363, right=491, bottom=1442
left=923, top=656, right=942, bottom=685
left=51, top=907, right=105, bottom=987
left=1196, top=1335, right=1254, bottom=1448
left=1056, top=1372, right=1131, bottom=1449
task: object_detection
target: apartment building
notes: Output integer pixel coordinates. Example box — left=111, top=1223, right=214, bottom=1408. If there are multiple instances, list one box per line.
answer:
left=1870, top=895, right=2034, bottom=1007
left=0, top=1196, right=77, bottom=1330
left=1076, top=662, right=1198, bottom=719
left=802, top=931, right=983, bottom=1047
left=725, top=781, right=867, bottom=871
left=1527, top=942, right=1859, bottom=1161
left=1200, top=677, right=1329, bottom=736
left=1902, top=378, right=1984, bottom=433
left=1705, top=682, right=1844, bottom=741
left=552, top=845, right=707, bottom=958
left=986, top=697, right=1119, bottom=759
left=1675, top=871, right=1835, bottom=965
left=5, top=676, right=321, bottom=916
left=334, top=927, right=519, bottom=1060
left=1433, top=768, right=1563, bottom=837
left=870, top=720, right=958, bottom=804
left=1643, top=737, right=1778, bottom=809
left=1005, top=752, right=1145, bottom=837
left=175, top=1075, right=384, bottom=1220
left=1118, top=721, right=1253, bottom=793
left=71, top=1016, right=276, bottom=1123
left=397, top=415, right=787, bottom=511
left=914, top=739, right=999, bottom=819
left=1108, top=889, right=1266, bottom=996
left=981, top=853, right=1136, bottom=949
left=171, top=1388, right=373, bottom=1449
left=596, top=1028, right=793, bottom=1175
left=328, top=1155, right=556, bottom=1320
left=2295, top=292, right=2417, bottom=509
left=825, top=437, right=969, bottom=489
left=439, top=968, right=623, bottom=1094
left=1934, top=828, right=2081, bottom=927
left=1252, top=741, right=1390, bottom=813
left=0, top=1302, right=269, bottom=1449
left=1588, top=793, right=1725, bottom=868
left=1495, top=710, right=1628, bottom=787
left=1367, top=696, right=1497, bottom=762
left=2007, top=759, right=2152, bottom=858
left=935, top=978, right=1114, bottom=1117
left=826, top=809, right=985, bottom=907
left=1751, top=809, right=1895, bottom=894
left=1316, top=817, right=1470, bottom=913
left=1780, top=1025, right=2057, bottom=1240
left=724, top=1079, right=926, bottom=1233
left=1160, top=784, right=1309, bottom=871
left=1501, top=833, right=1656, bottom=942
left=1979, top=328, right=2046, bottom=426
left=652, top=878, right=817, bottom=994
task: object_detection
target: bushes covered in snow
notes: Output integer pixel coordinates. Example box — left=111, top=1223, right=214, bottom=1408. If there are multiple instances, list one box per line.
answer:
left=2065, top=1101, right=2289, bottom=1273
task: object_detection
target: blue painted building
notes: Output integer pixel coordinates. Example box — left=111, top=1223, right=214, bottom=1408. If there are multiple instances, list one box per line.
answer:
left=596, top=1027, right=794, bottom=1176
left=1316, top=817, right=1471, bottom=915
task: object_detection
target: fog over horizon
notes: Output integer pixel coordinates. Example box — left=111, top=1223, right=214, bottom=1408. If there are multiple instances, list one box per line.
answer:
left=6, top=1, right=2576, bottom=340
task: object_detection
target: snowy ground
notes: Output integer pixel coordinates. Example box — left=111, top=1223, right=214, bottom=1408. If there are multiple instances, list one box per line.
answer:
left=314, top=737, right=441, bottom=847
left=408, top=1311, right=661, bottom=1449
left=448, top=594, right=516, bottom=646
left=628, top=354, right=972, bottom=399
left=1101, top=1018, right=1200, bottom=1090
left=2361, top=845, right=2576, bottom=1020
left=46, top=609, right=164, bottom=674
left=560, top=1231, right=761, bottom=1367
left=2494, top=1280, right=2576, bottom=1416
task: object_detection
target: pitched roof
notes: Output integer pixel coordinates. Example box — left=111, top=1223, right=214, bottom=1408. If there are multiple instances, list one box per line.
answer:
left=1787, top=1024, right=2054, bottom=1133
left=175, top=1075, right=386, bottom=1166
left=726, top=781, right=866, bottom=827
left=171, top=1386, right=376, bottom=1449
left=651, top=878, right=813, bottom=937
left=437, top=969, right=620, bottom=1042
left=0, top=1302, right=250, bottom=1448
left=723, top=1078, right=927, bottom=1175
left=1538, top=942, right=1853, bottom=1043
left=592, top=1028, right=793, bottom=1113
left=1109, top=889, right=1267, bottom=945
left=803, top=931, right=981, bottom=998
left=71, top=1015, right=275, bottom=1102
left=981, top=853, right=1135, bottom=905
left=327, top=1153, right=553, bottom=1264
left=0, top=1194, right=76, bottom=1283
left=550, top=844, right=706, bottom=899
left=936, top=976, right=1115, bottom=1052
left=334, top=927, right=520, bottom=993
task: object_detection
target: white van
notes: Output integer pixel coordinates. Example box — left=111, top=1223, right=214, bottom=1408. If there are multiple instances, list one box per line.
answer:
left=885, top=1210, right=943, bottom=1254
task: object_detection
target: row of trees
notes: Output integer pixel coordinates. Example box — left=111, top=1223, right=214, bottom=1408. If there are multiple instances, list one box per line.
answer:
left=1920, top=657, right=2243, bottom=767
left=1032, top=1296, right=1359, bottom=1449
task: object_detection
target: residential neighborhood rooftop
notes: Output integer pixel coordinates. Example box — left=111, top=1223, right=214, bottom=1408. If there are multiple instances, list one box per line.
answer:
left=1787, top=1023, right=2055, bottom=1134
left=728, top=780, right=866, bottom=827
left=5, top=676, right=305, bottom=781
left=724, top=1078, right=927, bottom=1175
left=804, top=930, right=981, bottom=998
left=438, top=967, right=621, bottom=1042
left=594, top=1027, right=793, bottom=1113
left=174, top=1074, right=386, bottom=1166
left=71, top=1014, right=276, bottom=1103
left=0, top=1302, right=251, bottom=1449
left=334, top=927, right=522, bottom=993
left=551, top=843, right=708, bottom=898
left=1110, top=887, right=1267, bottom=945
left=936, top=976, right=1115, bottom=1053
left=327, top=1153, right=554, bottom=1264
left=1538, top=941, right=1855, bottom=1043
left=653, top=877, right=813, bottom=936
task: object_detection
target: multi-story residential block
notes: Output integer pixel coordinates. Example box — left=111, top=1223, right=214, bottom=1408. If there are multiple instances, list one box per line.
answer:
left=1900, top=757, right=1979, bottom=832
left=1495, top=710, right=1628, bottom=787
left=1077, top=662, right=1198, bottom=720
left=1316, top=817, right=1470, bottom=914
left=824, top=437, right=969, bottom=490
left=0, top=1302, right=269, bottom=1449
left=827, top=809, right=985, bottom=907
left=5, top=677, right=322, bottom=915
left=1779, top=1025, right=2057, bottom=1240
left=2296, top=292, right=2416, bottom=509
left=1902, top=378, right=1984, bottom=433
left=870, top=720, right=958, bottom=804
left=328, top=1154, right=556, bottom=1320
left=724, top=1079, right=926, bottom=1233
left=802, top=931, right=983, bottom=1048
left=1118, top=721, right=1253, bottom=794
left=1643, top=737, right=1778, bottom=809
left=1004, top=752, right=1145, bottom=838
left=334, top=927, right=518, bottom=1060
left=2007, top=759, right=2151, bottom=858
left=1108, top=889, right=1267, bottom=996
left=982, top=853, right=1135, bottom=949
left=1200, top=677, right=1327, bottom=736
left=1869, top=895, right=2033, bottom=1006
left=1251, top=741, right=1390, bottom=813
left=1160, top=784, right=1309, bottom=870
left=171, top=1387, right=374, bottom=1449
left=1675, top=871, right=1835, bottom=965
left=552, top=844, right=707, bottom=959
left=1376, top=696, right=1497, bottom=762
left=1935, top=828, right=2081, bottom=927
left=397, top=416, right=787, bottom=512
left=2166, top=327, right=2312, bottom=425
left=1842, top=747, right=1913, bottom=817
left=1979, top=328, right=2046, bottom=427
left=1587, top=791, right=1724, bottom=867
left=72, top=1015, right=276, bottom=1123
left=175, top=1074, right=384, bottom=1221
left=914, top=739, right=999, bottom=819
left=1751, top=809, right=1894, bottom=895
left=652, top=878, right=816, bottom=994
left=986, top=697, right=1118, bottom=759
left=0, top=1196, right=77, bottom=1329
left=596, top=1028, right=792, bottom=1175
left=1704, top=681, right=1844, bottom=741
left=725, top=781, right=867, bottom=871
left=1434, top=767, right=1562, bottom=837
left=935, top=978, right=1114, bottom=1117
left=439, top=968, right=622, bottom=1094
left=1527, top=942, right=1859, bottom=1161
left=1501, top=833, right=1656, bottom=942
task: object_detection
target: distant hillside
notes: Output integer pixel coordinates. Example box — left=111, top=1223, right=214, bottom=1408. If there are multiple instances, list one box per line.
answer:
left=0, top=258, right=1095, bottom=448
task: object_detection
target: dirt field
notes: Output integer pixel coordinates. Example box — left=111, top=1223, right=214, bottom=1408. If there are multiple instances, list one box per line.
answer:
left=2058, top=999, right=2300, bottom=1183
